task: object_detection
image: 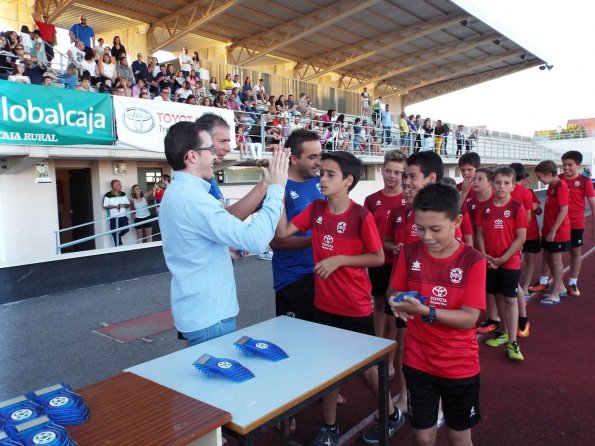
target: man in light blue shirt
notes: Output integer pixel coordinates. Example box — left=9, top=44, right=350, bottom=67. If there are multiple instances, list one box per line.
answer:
left=381, top=104, right=392, bottom=145
left=159, top=121, right=289, bottom=346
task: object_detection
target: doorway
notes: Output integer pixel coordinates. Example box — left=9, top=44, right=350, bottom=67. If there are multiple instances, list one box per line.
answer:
left=55, top=168, right=95, bottom=252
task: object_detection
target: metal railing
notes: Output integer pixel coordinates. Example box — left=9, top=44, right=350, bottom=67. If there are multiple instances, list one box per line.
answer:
left=55, top=203, right=160, bottom=253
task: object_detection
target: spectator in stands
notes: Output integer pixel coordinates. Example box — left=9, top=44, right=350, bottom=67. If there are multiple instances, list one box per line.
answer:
left=116, top=54, right=135, bottom=86
left=131, top=78, right=146, bottom=97
left=232, top=74, right=241, bottom=89
left=20, top=25, right=33, bottom=53
left=69, top=15, right=94, bottom=48
left=93, top=37, right=104, bottom=61
left=434, top=119, right=445, bottom=155
left=31, top=30, right=46, bottom=65
left=236, top=125, right=247, bottom=159
left=361, top=86, right=370, bottom=114
left=255, top=91, right=268, bottom=113
left=5, top=31, right=20, bottom=52
left=194, top=80, right=206, bottom=98
left=372, top=96, right=382, bottom=126
left=103, top=179, right=130, bottom=246
left=8, top=60, right=30, bottom=84
left=31, top=12, right=57, bottom=62
left=98, top=52, right=117, bottom=90
left=201, top=96, right=213, bottom=106
left=114, top=77, right=132, bottom=96
left=154, top=87, right=171, bottom=101
left=466, top=129, right=479, bottom=152
left=352, top=117, right=362, bottom=149
left=242, top=76, right=252, bottom=93
left=266, top=125, right=283, bottom=153
left=42, top=72, right=55, bottom=86
left=139, top=90, right=151, bottom=99
left=191, top=51, right=200, bottom=73
left=398, top=111, right=409, bottom=149
left=110, top=36, right=126, bottom=61
left=131, top=52, right=149, bottom=82
left=441, top=121, right=451, bottom=156
left=414, top=114, right=422, bottom=152
left=156, top=65, right=169, bottom=91
left=209, top=76, right=218, bottom=95
left=422, top=117, right=433, bottom=151
left=76, top=74, right=95, bottom=92
left=359, top=119, right=369, bottom=152
left=253, top=78, right=267, bottom=99
left=176, top=81, right=194, bottom=102
left=150, top=57, right=160, bottom=76
left=214, top=91, right=227, bottom=108
left=241, top=89, right=257, bottom=114
left=179, top=47, right=191, bottom=77
left=267, top=95, right=277, bottom=115
left=322, top=109, right=335, bottom=123
left=174, top=70, right=185, bottom=92
left=382, top=105, right=393, bottom=145
left=186, top=69, right=199, bottom=88
left=22, top=53, right=45, bottom=85
left=340, top=123, right=353, bottom=150
left=286, top=94, right=297, bottom=115
left=81, top=48, right=99, bottom=85
left=289, top=115, right=303, bottom=133
left=67, top=39, right=86, bottom=67
left=222, top=73, right=234, bottom=92
left=455, top=125, right=465, bottom=157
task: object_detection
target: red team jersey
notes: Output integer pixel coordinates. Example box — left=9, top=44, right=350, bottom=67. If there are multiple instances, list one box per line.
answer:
left=464, top=192, right=493, bottom=229
left=391, top=241, right=486, bottom=378
left=457, top=182, right=476, bottom=203
left=559, top=174, right=595, bottom=229
left=477, top=197, right=528, bottom=269
left=292, top=199, right=382, bottom=317
left=511, top=184, right=533, bottom=218
left=364, top=190, right=406, bottom=264
left=527, top=189, right=541, bottom=241
left=542, top=180, right=571, bottom=242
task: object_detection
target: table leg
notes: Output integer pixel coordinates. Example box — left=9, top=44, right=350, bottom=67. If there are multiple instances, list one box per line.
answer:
left=378, top=354, right=390, bottom=446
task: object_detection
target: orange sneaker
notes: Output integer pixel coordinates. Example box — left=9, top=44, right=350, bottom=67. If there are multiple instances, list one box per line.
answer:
left=518, top=320, right=530, bottom=338
left=528, top=282, right=548, bottom=293
left=476, top=318, right=499, bottom=334
left=567, top=284, right=581, bottom=297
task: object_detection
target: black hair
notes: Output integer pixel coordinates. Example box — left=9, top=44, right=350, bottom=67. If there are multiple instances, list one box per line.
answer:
left=195, top=112, right=228, bottom=133
left=534, top=160, right=558, bottom=176
left=475, top=167, right=495, bottom=182
left=561, top=150, right=583, bottom=164
left=164, top=121, right=204, bottom=171
left=285, top=128, right=320, bottom=157
left=321, top=151, right=363, bottom=191
left=440, top=177, right=457, bottom=187
left=458, top=151, right=481, bottom=169
left=509, top=162, right=527, bottom=182
left=162, top=174, right=171, bottom=182
left=493, top=166, right=516, bottom=184
left=413, top=183, right=461, bottom=221
left=406, top=151, right=444, bottom=181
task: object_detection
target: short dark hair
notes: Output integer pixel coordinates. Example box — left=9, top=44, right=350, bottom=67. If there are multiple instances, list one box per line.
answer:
left=321, top=151, right=363, bottom=191
left=413, top=183, right=461, bottom=221
left=406, top=151, right=444, bottom=181
left=458, top=151, right=481, bottom=169
left=561, top=150, right=583, bottom=164
left=195, top=112, right=228, bottom=133
left=509, top=162, right=527, bottom=182
left=534, top=160, right=558, bottom=176
left=110, top=179, right=120, bottom=187
left=440, top=177, right=457, bottom=187
left=383, top=149, right=406, bottom=166
left=475, top=167, right=495, bottom=182
left=164, top=121, right=204, bottom=171
left=284, top=128, right=320, bottom=157
left=494, top=166, right=517, bottom=183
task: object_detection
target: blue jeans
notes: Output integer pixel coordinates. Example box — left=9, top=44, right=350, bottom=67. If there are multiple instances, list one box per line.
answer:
left=183, top=317, right=237, bottom=347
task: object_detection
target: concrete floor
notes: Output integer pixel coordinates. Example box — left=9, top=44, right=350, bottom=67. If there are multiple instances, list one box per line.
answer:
left=0, top=256, right=276, bottom=400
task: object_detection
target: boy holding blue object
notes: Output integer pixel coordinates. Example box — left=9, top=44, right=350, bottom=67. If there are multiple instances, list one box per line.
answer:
left=276, top=151, right=404, bottom=446
left=388, top=183, right=486, bottom=446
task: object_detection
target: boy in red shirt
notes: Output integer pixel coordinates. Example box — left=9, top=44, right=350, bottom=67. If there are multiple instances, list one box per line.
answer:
left=519, top=172, right=542, bottom=296
left=276, top=151, right=404, bottom=446
left=389, top=183, right=486, bottom=446
left=364, top=150, right=406, bottom=378
left=476, top=167, right=527, bottom=360
left=457, top=152, right=481, bottom=205
left=534, top=160, right=571, bottom=305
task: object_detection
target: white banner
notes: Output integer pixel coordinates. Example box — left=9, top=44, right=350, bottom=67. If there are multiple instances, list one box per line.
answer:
left=113, top=96, right=236, bottom=152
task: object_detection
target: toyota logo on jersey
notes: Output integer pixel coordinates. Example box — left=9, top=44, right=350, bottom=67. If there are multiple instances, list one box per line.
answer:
left=432, top=286, right=448, bottom=298
left=322, top=234, right=334, bottom=251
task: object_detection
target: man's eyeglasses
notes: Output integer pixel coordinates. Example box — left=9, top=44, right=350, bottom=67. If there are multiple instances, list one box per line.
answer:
left=185, top=146, right=215, bottom=159
left=16, top=47, right=24, bottom=50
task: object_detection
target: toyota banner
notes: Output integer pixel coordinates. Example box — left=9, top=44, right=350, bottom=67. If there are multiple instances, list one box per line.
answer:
left=113, top=96, right=235, bottom=152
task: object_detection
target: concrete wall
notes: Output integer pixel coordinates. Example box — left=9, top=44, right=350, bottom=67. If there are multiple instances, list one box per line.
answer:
left=538, top=137, right=595, bottom=167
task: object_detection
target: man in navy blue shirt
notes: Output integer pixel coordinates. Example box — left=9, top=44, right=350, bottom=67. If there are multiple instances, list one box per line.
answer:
left=131, top=52, right=149, bottom=82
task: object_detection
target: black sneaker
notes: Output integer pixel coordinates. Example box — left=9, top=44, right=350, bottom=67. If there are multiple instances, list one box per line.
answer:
left=309, top=425, right=340, bottom=446
left=362, top=409, right=405, bottom=445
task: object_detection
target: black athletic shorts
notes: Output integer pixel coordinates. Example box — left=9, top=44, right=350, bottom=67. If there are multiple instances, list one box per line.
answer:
left=522, top=238, right=541, bottom=254
left=369, top=263, right=393, bottom=297
left=275, top=274, right=315, bottom=322
left=570, top=229, right=584, bottom=248
left=486, top=268, right=520, bottom=297
left=541, top=238, right=571, bottom=253
left=313, top=307, right=375, bottom=336
left=404, top=365, right=481, bottom=431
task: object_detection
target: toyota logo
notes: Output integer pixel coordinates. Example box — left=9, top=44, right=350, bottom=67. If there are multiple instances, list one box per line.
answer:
left=122, top=107, right=155, bottom=134
left=324, top=235, right=334, bottom=244
left=432, top=286, right=447, bottom=298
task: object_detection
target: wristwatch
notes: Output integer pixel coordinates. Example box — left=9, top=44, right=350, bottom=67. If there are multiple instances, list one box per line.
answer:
left=422, top=306, right=437, bottom=324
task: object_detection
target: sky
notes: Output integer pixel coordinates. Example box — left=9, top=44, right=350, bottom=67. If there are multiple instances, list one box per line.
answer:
left=406, top=0, right=595, bottom=136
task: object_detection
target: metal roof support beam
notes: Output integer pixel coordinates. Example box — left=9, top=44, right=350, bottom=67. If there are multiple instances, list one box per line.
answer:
left=403, top=50, right=526, bottom=93
left=35, top=0, right=76, bottom=21
left=84, top=0, right=158, bottom=23
left=148, top=0, right=241, bottom=53
left=402, top=61, right=540, bottom=106
left=297, top=12, right=467, bottom=81
left=344, top=33, right=501, bottom=91
left=228, top=0, right=381, bottom=66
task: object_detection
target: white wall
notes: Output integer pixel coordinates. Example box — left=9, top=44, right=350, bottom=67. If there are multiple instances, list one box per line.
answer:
left=538, top=137, right=595, bottom=168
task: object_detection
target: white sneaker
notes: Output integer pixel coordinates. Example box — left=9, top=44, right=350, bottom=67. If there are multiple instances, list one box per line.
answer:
left=258, top=250, right=273, bottom=261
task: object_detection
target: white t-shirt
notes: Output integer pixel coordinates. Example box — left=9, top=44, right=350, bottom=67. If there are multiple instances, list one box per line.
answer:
left=81, top=59, right=97, bottom=76
left=180, top=54, right=192, bottom=71
left=103, top=191, right=130, bottom=217
left=20, top=33, right=33, bottom=52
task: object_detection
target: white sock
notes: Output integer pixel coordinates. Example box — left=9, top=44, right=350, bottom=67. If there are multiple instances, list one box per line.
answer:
left=568, top=277, right=577, bottom=286
left=539, top=275, right=549, bottom=285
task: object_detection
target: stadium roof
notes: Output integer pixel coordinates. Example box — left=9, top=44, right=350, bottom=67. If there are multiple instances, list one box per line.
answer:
left=46, top=0, right=547, bottom=105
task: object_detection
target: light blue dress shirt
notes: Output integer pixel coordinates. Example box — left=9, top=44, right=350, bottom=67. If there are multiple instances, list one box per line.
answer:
left=159, top=171, right=284, bottom=332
